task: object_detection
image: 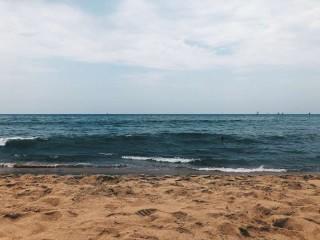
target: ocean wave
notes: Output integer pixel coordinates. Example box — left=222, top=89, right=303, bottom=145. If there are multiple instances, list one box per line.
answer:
left=196, top=165, right=286, bottom=173
left=0, top=133, right=271, bottom=150
left=0, top=162, right=126, bottom=169
left=0, top=162, right=92, bottom=168
left=0, top=163, right=16, bottom=168
left=0, top=137, right=38, bottom=147
left=122, top=156, right=197, bottom=163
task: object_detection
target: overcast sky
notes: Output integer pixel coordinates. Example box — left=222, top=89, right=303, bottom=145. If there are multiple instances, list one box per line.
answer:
left=1, top=0, right=319, bottom=113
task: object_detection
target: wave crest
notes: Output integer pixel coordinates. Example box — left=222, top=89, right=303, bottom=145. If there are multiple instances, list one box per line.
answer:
left=0, top=162, right=126, bottom=169
left=196, top=165, right=286, bottom=173
left=0, top=137, right=38, bottom=147
left=122, top=156, right=197, bottom=163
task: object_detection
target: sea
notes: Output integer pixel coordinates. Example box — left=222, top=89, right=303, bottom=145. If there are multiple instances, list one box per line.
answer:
left=0, top=114, right=319, bottom=173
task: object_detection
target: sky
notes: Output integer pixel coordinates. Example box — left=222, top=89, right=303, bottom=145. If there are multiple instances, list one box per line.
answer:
left=0, top=0, right=320, bottom=114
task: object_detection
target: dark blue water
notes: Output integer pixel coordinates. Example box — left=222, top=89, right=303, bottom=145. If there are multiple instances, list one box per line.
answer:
left=0, top=114, right=319, bottom=172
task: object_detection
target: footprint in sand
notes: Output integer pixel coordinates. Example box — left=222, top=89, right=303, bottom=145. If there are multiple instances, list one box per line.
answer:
left=273, top=217, right=303, bottom=231
left=254, top=204, right=273, bottom=216
left=172, top=211, right=188, bottom=220
left=218, top=222, right=238, bottom=236
left=42, top=197, right=60, bottom=207
left=136, top=208, right=157, bottom=217
left=129, top=233, right=159, bottom=240
left=67, top=210, right=78, bottom=217
left=42, top=210, right=62, bottom=221
left=176, top=227, right=192, bottom=235
left=97, top=227, right=120, bottom=238
left=207, top=212, right=224, bottom=218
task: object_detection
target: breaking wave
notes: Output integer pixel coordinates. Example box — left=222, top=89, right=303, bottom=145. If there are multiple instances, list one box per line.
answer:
left=122, top=156, right=197, bottom=163
left=0, top=137, right=38, bottom=147
left=0, top=162, right=126, bottom=169
left=196, top=165, right=286, bottom=173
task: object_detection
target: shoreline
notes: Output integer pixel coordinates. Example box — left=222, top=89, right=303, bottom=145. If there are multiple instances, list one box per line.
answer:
left=0, top=166, right=314, bottom=176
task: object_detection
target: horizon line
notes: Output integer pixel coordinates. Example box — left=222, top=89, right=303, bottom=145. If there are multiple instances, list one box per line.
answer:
left=0, top=113, right=318, bottom=115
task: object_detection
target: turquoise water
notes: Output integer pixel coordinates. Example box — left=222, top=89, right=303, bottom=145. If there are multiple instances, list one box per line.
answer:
left=0, top=114, right=319, bottom=172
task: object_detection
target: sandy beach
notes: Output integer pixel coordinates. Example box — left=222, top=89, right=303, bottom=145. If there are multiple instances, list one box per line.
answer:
left=0, top=174, right=320, bottom=240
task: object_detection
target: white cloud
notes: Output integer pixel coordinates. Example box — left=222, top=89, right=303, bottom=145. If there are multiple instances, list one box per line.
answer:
left=0, top=0, right=320, bottom=71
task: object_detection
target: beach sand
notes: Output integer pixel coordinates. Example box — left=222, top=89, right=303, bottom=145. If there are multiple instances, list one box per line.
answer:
left=0, top=174, right=320, bottom=240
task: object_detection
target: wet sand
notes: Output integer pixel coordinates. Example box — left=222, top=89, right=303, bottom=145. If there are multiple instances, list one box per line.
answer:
left=0, top=174, right=320, bottom=240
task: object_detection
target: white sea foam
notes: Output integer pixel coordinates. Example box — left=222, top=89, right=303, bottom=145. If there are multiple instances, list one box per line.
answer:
left=122, top=156, right=197, bottom=163
left=0, top=163, right=15, bottom=168
left=196, top=165, right=286, bottom=173
left=0, top=137, right=37, bottom=146
left=0, top=162, right=95, bottom=168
